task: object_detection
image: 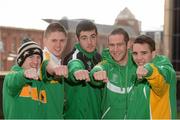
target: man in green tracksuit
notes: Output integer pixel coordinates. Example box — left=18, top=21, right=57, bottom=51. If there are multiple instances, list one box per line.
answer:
left=90, top=28, right=137, bottom=119
left=3, top=38, right=46, bottom=119
left=42, top=22, right=68, bottom=118
left=63, top=20, right=103, bottom=119
left=3, top=38, right=67, bottom=119
left=127, top=35, right=177, bottom=119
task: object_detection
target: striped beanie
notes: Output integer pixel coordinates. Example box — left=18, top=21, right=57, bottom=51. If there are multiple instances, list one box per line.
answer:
left=16, top=38, right=43, bottom=66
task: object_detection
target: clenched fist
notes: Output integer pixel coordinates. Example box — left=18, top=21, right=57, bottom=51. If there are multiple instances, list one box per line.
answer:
left=24, top=68, right=39, bottom=80
left=53, top=65, right=68, bottom=78
left=136, top=66, right=148, bottom=79
left=74, top=70, right=90, bottom=82
left=93, top=70, right=108, bottom=83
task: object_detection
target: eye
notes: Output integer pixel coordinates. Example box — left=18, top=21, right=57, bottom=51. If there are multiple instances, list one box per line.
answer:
left=29, top=55, right=33, bottom=58
left=80, top=36, right=88, bottom=41
left=60, top=39, right=65, bottom=42
left=90, top=35, right=97, bottom=39
left=142, top=51, right=148, bottom=55
left=52, top=39, right=57, bottom=42
left=132, top=52, right=137, bottom=56
left=108, top=44, right=114, bottom=47
left=36, top=55, right=41, bottom=59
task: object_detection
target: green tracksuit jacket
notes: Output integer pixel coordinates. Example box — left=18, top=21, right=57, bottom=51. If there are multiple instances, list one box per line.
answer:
left=90, top=48, right=137, bottom=119
left=63, top=43, right=103, bottom=119
left=3, top=65, right=47, bottom=119
left=42, top=49, right=64, bottom=119
left=127, top=55, right=177, bottom=119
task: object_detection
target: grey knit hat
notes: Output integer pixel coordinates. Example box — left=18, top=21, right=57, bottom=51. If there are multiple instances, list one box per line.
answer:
left=16, top=38, right=43, bottom=66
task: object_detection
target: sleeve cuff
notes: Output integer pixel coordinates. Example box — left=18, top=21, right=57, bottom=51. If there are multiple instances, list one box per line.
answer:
left=144, top=63, right=153, bottom=77
left=67, top=59, right=85, bottom=83
left=89, top=65, right=105, bottom=86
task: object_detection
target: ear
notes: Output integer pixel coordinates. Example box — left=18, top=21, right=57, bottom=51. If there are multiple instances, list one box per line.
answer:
left=152, top=51, right=156, bottom=59
left=75, top=35, right=79, bottom=42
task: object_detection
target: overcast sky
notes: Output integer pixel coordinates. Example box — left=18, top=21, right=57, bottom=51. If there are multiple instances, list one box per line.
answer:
left=0, top=0, right=164, bottom=31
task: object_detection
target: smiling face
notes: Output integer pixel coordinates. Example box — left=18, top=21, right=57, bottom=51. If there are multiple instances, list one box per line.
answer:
left=132, top=43, right=155, bottom=66
left=44, top=31, right=67, bottom=59
left=108, top=34, right=128, bottom=65
left=78, top=30, right=97, bottom=53
left=22, top=54, right=41, bottom=70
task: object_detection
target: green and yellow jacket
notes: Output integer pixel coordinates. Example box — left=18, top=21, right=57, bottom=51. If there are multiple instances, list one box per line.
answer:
left=3, top=65, right=47, bottom=119
left=127, top=55, right=177, bottom=119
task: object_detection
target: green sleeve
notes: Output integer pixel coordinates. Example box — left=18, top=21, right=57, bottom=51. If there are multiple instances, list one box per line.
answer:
left=41, top=60, right=54, bottom=82
left=5, top=70, right=31, bottom=96
left=144, top=63, right=172, bottom=97
left=67, top=59, right=85, bottom=83
left=144, top=63, right=153, bottom=77
left=89, top=65, right=105, bottom=86
left=41, top=60, right=61, bottom=82
left=144, top=56, right=175, bottom=83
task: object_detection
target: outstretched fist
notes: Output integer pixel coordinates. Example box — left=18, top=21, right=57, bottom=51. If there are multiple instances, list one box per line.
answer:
left=24, top=68, right=39, bottom=80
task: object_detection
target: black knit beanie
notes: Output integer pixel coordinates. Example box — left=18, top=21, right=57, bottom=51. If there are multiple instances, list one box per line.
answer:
left=16, top=38, right=43, bottom=66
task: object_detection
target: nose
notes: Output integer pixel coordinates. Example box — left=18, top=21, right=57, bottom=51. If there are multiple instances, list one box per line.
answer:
left=32, top=56, right=41, bottom=67
left=136, top=54, right=143, bottom=60
left=87, top=38, right=93, bottom=44
left=57, top=40, right=61, bottom=47
left=113, top=45, right=119, bottom=52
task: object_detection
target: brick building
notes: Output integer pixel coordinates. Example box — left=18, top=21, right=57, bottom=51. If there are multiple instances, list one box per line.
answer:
left=0, top=7, right=139, bottom=71
left=0, top=27, right=44, bottom=71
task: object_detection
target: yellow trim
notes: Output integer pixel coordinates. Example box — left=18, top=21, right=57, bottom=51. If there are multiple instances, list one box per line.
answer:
left=44, top=51, right=50, bottom=60
left=50, top=80, right=59, bottom=84
left=40, top=51, right=50, bottom=80
left=43, top=51, right=59, bottom=84
left=145, top=64, right=167, bottom=97
left=146, top=64, right=171, bottom=119
left=39, top=90, right=47, bottom=103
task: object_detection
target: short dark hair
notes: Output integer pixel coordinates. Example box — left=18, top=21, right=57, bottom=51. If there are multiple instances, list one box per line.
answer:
left=134, top=35, right=155, bottom=52
left=76, top=20, right=97, bottom=38
left=44, top=22, right=67, bottom=38
left=108, top=27, right=129, bottom=44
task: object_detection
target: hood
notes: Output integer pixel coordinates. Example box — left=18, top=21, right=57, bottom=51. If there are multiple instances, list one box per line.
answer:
left=151, top=55, right=173, bottom=68
left=11, top=64, right=23, bottom=71
left=75, top=43, right=97, bottom=59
